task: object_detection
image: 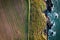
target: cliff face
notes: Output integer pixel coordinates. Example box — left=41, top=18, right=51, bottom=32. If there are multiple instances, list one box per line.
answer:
left=29, top=0, right=47, bottom=40
left=0, top=0, right=28, bottom=40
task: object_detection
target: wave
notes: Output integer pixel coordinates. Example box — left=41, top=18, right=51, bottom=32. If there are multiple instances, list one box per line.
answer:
left=54, top=12, right=58, bottom=18
left=51, top=21, right=55, bottom=29
left=48, top=29, right=56, bottom=37
left=52, top=5, right=54, bottom=11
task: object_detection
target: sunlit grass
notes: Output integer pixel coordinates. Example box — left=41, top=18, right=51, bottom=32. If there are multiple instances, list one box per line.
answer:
left=29, top=0, right=47, bottom=40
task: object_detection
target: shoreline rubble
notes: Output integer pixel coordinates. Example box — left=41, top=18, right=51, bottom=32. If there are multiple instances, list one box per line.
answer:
left=43, top=0, right=53, bottom=36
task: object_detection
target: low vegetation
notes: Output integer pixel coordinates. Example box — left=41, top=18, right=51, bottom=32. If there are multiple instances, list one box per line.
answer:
left=29, top=0, right=47, bottom=40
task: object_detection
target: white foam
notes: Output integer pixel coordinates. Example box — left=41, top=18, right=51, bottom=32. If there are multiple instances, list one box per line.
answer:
left=54, top=12, right=59, bottom=18
left=53, top=31, right=56, bottom=36
left=51, top=21, right=55, bottom=29
left=49, top=29, right=53, bottom=32
left=52, top=5, right=54, bottom=11
left=49, top=29, right=56, bottom=36
left=48, top=29, right=53, bottom=36
left=51, top=20, right=54, bottom=23
left=48, top=13, right=52, bottom=17
left=53, top=22, right=55, bottom=26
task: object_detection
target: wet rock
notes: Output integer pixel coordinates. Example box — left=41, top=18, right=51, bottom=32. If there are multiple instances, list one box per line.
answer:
left=45, top=0, right=53, bottom=12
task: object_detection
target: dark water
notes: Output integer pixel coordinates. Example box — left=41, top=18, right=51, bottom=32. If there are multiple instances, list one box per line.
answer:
left=48, top=0, right=60, bottom=40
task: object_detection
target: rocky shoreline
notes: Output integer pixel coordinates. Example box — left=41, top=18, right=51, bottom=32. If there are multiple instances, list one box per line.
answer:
left=44, top=0, right=54, bottom=37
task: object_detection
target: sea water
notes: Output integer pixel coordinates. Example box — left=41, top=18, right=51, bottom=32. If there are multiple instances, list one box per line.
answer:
left=48, top=0, right=60, bottom=40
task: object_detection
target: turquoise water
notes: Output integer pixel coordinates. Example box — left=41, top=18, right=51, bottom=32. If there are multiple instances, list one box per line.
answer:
left=48, top=0, right=60, bottom=40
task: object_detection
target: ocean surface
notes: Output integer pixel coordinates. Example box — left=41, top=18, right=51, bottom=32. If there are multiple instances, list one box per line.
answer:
left=48, top=0, right=60, bottom=40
